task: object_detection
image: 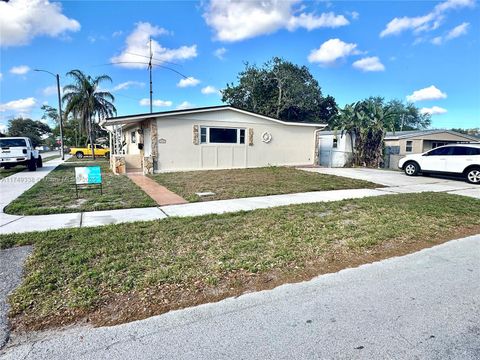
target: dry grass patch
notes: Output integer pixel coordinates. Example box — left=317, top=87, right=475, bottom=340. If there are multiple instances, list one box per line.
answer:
left=150, top=166, right=380, bottom=202
left=1, top=192, right=479, bottom=332
left=4, top=161, right=156, bottom=215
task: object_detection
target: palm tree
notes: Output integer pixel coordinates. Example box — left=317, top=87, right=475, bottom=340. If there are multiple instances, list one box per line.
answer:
left=62, top=70, right=116, bottom=159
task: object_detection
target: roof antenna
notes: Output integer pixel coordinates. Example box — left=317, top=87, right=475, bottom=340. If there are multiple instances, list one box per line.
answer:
left=148, top=37, right=153, bottom=114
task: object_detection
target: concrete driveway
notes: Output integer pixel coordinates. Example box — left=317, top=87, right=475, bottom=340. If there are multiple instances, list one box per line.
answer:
left=2, top=234, right=479, bottom=359
left=301, top=167, right=480, bottom=199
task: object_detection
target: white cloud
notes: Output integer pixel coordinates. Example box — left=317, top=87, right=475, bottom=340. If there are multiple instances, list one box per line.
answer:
left=176, top=101, right=194, bottom=110
left=113, top=81, right=145, bottom=91
left=352, top=56, right=385, bottom=72
left=139, top=98, right=172, bottom=107
left=420, top=106, right=448, bottom=115
left=177, top=77, right=200, bottom=88
left=380, top=0, right=474, bottom=37
left=308, top=38, right=359, bottom=66
left=214, top=47, right=227, bottom=59
left=42, top=85, right=60, bottom=97
left=431, top=22, right=470, bottom=45
left=201, top=86, right=220, bottom=95
left=0, top=0, right=80, bottom=47
left=9, top=65, right=30, bottom=75
left=0, top=97, right=37, bottom=115
left=203, top=0, right=349, bottom=42
left=406, top=85, right=447, bottom=102
left=0, top=124, right=7, bottom=133
left=446, top=22, right=470, bottom=40
left=112, top=30, right=123, bottom=37
left=0, top=73, right=2, bottom=81
left=111, top=22, right=197, bottom=69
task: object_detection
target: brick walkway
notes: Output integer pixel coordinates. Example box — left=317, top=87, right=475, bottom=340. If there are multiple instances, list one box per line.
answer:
left=127, top=174, right=188, bottom=206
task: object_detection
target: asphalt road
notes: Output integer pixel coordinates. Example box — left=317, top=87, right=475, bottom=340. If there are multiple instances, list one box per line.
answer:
left=0, top=246, right=32, bottom=349
left=2, top=234, right=479, bottom=359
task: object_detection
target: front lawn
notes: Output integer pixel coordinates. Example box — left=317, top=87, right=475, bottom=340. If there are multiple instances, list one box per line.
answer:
left=150, top=167, right=380, bottom=202
left=4, top=161, right=156, bottom=215
left=2, top=192, right=479, bottom=331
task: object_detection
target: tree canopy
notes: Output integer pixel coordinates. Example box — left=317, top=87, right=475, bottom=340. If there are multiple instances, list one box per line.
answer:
left=7, top=118, right=52, bottom=147
left=62, top=69, right=116, bottom=158
left=222, top=57, right=337, bottom=123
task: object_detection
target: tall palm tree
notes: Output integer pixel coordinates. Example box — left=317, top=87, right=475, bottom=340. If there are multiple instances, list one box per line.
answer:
left=62, top=70, right=116, bottom=159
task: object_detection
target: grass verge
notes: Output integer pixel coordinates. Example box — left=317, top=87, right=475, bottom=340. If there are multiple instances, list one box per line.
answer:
left=2, top=192, right=479, bottom=332
left=4, top=161, right=156, bottom=215
left=150, top=167, right=380, bottom=202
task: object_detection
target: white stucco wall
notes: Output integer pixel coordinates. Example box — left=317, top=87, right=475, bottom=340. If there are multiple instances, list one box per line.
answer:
left=147, top=109, right=320, bottom=172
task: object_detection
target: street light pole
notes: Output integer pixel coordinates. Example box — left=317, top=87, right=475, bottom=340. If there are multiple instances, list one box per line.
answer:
left=34, top=69, right=65, bottom=160
left=55, top=74, right=65, bottom=160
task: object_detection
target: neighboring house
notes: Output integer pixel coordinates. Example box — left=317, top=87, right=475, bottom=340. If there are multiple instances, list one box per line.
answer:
left=103, top=105, right=327, bottom=174
left=383, top=129, right=479, bottom=169
left=318, top=131, right=354, bottom=167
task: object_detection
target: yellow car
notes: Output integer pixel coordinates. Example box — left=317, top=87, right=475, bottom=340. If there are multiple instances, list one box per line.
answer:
left=69, top=144, right=110, bottom=159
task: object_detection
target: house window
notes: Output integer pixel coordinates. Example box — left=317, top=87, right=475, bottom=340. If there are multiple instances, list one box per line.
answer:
left=239, top=129, right=245, bottom=144
left=200, top=127, right=246, bottom=144
left=131, top=131, right=136, bottom=144
left=200, top=127, right=207, bottom=144
left=432, top=142, right=447, bottom=149
left=332, top=138, right=338, bottom=148
left=406, top=140, right=413, bottom=152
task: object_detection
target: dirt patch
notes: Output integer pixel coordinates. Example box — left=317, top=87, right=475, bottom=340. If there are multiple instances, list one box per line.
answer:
left=10, top=224, right=480, bottom=333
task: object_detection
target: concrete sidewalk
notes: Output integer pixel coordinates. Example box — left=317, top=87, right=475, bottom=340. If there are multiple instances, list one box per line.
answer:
left=2, top=234, right=479, bottom=359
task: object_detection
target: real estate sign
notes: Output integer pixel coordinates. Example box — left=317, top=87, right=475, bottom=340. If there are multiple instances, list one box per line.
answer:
left=75, top=166, right=102, bottom=185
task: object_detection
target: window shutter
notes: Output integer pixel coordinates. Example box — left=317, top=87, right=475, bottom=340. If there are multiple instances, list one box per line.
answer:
left=248, top=128, right=254, bottom=146
left=193, top=125, right=199, bottom=145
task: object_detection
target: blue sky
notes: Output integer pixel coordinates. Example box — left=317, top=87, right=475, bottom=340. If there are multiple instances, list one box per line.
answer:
left=1, top=0, right=479, bottom=131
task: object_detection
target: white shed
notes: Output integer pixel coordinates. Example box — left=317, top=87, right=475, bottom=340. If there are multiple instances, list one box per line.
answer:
left=103, top=106, right=327, bottom=174
left=318, top=131, right=354, bottom=167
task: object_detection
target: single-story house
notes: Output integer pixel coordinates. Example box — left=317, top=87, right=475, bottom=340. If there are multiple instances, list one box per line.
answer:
left=384, top=129, right=479, bottom=156
left=103, top=105, right=327, bottom=174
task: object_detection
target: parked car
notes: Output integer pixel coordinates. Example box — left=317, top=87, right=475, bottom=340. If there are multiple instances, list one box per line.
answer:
left=0, top=137, right=43, bottom=171
left=398, top=144, right=480, bottom=184
left=69, top=144, right=110, bottom=159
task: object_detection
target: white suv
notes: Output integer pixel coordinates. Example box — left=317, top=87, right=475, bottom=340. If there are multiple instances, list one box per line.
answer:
left=0, top=137, right=43, bottom=171
left=398, top=144, right=480, bottom=184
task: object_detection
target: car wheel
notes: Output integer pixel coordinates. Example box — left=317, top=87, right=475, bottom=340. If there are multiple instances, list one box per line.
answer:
left=37, top=156, right=43, bottom=168
left=465, top=167, right=480, bottom=184
left=28, top=157, right=37, bottom=171
left=104, top=152, right=110, bottom=159
left=76, top=152, right=84, bottom=159
left=404, top=161, right=419, bottom=176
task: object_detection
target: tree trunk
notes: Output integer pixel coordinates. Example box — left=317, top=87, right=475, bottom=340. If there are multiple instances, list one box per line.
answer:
left=87, top=112, right=95, bottom=160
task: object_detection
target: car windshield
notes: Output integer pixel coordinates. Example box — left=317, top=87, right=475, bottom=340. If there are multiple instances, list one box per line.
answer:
left=0, top=139, right=27, bottom=147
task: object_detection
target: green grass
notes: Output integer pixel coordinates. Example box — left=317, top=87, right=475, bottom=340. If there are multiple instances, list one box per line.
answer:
left=150, top=167, right=380, bottom=202
left=42, top=155, right=61, bottom=162
left=0, top=166, right=24, bottom=179
left=2, top=192, right=478, bottom=330
left=4, top=161, right=156, bottom=215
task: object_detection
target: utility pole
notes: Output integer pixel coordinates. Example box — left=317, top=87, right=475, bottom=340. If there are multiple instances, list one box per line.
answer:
left=34, top=69, right=65, bottom=160
left=149, top=37, right=153, bottom=114
left=56, top=74, right=65, bottom=160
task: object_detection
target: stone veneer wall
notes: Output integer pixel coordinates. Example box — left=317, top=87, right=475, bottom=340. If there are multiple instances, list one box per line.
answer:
left=112, top=155, right=126, bottom=174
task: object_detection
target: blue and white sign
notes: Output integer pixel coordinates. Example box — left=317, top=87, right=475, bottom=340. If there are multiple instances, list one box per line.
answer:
left=75, top=166, right=102, bottom=185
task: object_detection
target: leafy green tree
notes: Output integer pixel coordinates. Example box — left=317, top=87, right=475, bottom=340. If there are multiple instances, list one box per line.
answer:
left=366, top=97, right=431, bottom=131
left=331, top=99, right=396, bottom=167
left=62, top=69, right=116, bottom=159
left=7, top=118, right=52, bottom=147
left=222, top=57, right=337, bottom=123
